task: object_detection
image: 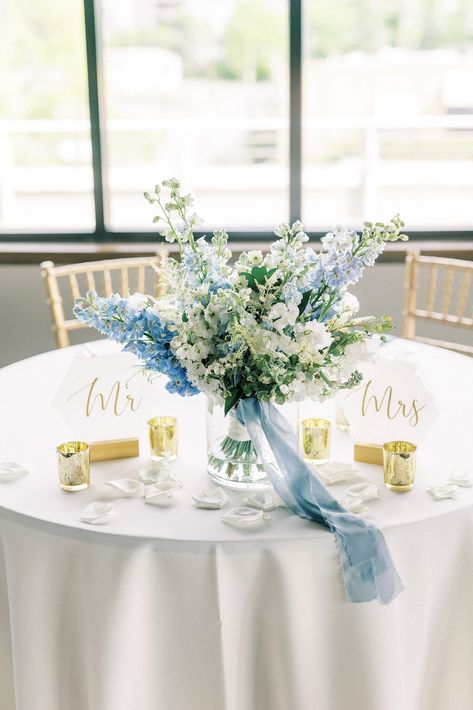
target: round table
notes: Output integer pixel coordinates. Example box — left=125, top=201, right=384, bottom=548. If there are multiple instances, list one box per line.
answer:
left=0, top=339, right=472, bottom=710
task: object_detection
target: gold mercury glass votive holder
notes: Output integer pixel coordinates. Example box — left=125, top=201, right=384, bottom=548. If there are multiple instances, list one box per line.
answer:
left=56, top=441, right=90, bottom=491
left=148, top=416, right=178, bottom=462
left=301, top=418, right=331, bottom=464
left=383, top=441, right=417, bottom=492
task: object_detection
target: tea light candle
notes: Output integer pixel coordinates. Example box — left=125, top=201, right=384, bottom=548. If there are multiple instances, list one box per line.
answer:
left=301, top=418, right=331, bottom=464
left=56, top=441, right=90, bottom=491
left=383, top=440, right=417, bottom=492
left=148, top=416, right=178, bottom=462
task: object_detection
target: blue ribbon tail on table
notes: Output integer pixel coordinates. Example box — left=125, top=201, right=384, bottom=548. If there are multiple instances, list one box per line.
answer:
left=236, top=398, right=403, bottom=605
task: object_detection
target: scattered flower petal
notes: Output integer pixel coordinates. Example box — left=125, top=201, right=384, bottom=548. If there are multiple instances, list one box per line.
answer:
left=138, top=458, right=176, bottom=484
left=448, top=468, right=473, bottom=488
left=221, top=506, right=270, bottom=530
left=80, top=501, right=114, bottom=525
left=314, top=461, right=364, bottom=485
left=341, top=497, right=369, bottom=515
left=427, top=484, right=459, bottom=500
left=346, top=481, right=379, bottom=501
left=243, top=490, right=285, bottom=511
left=106, top=479, right=145, bottom=497
left=0, top=461, right=29, bottom=482
left=192, top=486, right=229, bottom=509
left=145, top=479, right=183, bottom=506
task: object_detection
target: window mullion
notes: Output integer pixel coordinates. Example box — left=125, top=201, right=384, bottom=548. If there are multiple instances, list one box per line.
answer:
left=83, top=0, right=108, bottom=237
left=289, top=0, right=302, bottom=224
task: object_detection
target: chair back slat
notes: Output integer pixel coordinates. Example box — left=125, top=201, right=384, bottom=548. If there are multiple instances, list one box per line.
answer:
left=426, top=264, right=437, bottom=315
left=441, top=268, right=454, bottom=315
left=86, top=270, right=96, bottom=292
left=137, top=265, right=145, bottom=293
left=456, top=270, right=471, bottom=319
left=103, top=269, right=113, bottom=296
left=68, top=273, right=81, bottom=301
left=403, top=252, right=473, bottom=357
left=40, top=252, right=168, bottom=348
left=121, top=267, right=129, bottom=295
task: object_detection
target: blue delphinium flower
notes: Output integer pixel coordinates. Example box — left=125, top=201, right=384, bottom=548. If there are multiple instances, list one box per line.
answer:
left=73, top=293, right=199, bottom=397
left=324, top=251, right=364, bottom=289
left=182, top=241, right=230, bottom=292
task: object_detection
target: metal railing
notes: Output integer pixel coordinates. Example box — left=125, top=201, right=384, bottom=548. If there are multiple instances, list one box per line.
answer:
left=1, top=114, right=473, bottom=233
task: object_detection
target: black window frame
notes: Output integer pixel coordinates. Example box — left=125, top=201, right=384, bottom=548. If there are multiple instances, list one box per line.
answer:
left=0, top=0, right=472, bottom=245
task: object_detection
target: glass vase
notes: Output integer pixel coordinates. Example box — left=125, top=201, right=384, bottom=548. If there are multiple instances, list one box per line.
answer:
left=206, top=399, right=299, bottom=490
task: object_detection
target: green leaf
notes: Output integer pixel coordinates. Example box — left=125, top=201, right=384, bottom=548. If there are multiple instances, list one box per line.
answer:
left=298, top=290, right=312, bottom=315
left=241, top=266, right=278, bottom=290
left=242, top=382, right=253, bottom=396
left=240, top=271, right=257, bottom=290
left=251, top=266, right=268, bottom=284
left=224, top=388, right=243, bottom=416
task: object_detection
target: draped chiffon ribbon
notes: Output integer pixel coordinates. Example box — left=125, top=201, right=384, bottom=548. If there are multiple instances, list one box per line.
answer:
left=236, top=399, right=403, bottom=605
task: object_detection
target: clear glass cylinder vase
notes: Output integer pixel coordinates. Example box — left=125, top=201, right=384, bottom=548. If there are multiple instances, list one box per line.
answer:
left=206, top=399, right=299, bottom=491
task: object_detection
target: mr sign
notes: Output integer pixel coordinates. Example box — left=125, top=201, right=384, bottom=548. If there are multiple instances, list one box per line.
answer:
left=340, top=357, right=438, bottom=446
left=52, top=352, right=164, bottom=440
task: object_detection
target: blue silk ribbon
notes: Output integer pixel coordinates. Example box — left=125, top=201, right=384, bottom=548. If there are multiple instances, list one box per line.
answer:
left=236, top=398, right=403, bottom=605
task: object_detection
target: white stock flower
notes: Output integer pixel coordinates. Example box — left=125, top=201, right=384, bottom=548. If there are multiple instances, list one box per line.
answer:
left=127, top=293, right=149, bottom=310
left=304, top=321, right=333, bottom=350
left=334, top=293, right=360, bottom=325
left=344, top=339, right=380, bottom=365
left=267, top=302, right=299, bottom=330
left=322, top=226, right=359, bottom=251
left=247, top=250, right=264, bottom=265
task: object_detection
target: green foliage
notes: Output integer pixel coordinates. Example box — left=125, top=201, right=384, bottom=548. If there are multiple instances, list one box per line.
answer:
left=0, top=0, right=88, bottom=119
left=305, top=0, right=473, bottom=58
left=240, top=265, right=277, bottom=291
left=108, top=12, right=207, bottom=78
left=298, top=290, right=312, bottom=315
left=218, top=0, right=286, bottom=81
left=224, top=388, right=243, bottom=416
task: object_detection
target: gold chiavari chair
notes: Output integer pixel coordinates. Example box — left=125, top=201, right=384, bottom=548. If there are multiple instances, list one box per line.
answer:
left=403, top=251, right=473, bottom=356
left=40, top=252, right=168, bottom=348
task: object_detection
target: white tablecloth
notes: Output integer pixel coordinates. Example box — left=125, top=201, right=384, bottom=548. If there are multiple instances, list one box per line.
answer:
left=0, top=339, right=472, bottom=710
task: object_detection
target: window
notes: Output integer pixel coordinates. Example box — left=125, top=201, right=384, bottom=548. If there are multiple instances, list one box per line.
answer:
left=0, top=0, right=94, bottom=231
left=101, top=0, right=289, bottom=230
left=302, top=0, right=473, bottom=230
left=1, top=0, right=472, bottom=240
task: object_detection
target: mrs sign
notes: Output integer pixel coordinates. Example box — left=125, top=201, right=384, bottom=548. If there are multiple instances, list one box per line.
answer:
left=341, top=356, right=439, bottom=446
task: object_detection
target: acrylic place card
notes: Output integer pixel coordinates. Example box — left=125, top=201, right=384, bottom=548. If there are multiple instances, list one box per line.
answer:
left=51, top=352, right=165, bottom=440
left=340, top=356, right=439, bottom=447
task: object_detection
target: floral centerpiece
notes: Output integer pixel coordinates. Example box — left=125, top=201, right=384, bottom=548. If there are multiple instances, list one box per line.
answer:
left=74, top=178, right=407, bottom=605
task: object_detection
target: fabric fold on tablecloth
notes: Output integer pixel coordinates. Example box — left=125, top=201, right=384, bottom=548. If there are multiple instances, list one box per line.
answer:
left=237, top=399, right=403, bottom=605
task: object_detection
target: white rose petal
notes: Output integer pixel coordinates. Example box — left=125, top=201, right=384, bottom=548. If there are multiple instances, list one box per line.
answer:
left=138, top=458, right=176, bottom=484
left=221, top=507, right=270, bottom=530
left=346, top=481, right=379, bottom=502
left=427, top=484, right=459, bottom=500
left=313, top=461, right=363, bottom=485
left=192, top=486, right=229, bottom=509
left=145, top=479, right=183, bottom=506
left=341, top=497, right=369, bottom=515
left=80, top=501, right=114, bottom=525
left=448, top=467, right=473, bottom=487
left=105, top=479, right=145, bottom=498
left=243, top=491, right=285, bottom=511
left=0, top=461, right=30, bottom=482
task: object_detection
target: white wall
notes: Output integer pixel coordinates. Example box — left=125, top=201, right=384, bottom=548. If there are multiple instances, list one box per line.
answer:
left=0, top=262, right=470, bottom=369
